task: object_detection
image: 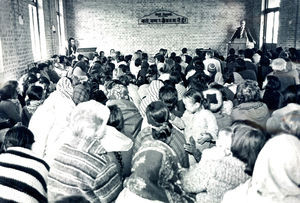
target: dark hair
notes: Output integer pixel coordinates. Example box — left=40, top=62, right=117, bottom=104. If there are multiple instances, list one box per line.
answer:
left=184, top=88, right=209, bottom=109
left=182, top=48, right=187, bottom=54
left=146, top=101, right=172, bottom=143
left=37, top=63, right=49, bottom=71
left=28, top=67, right=39, bottom=75
left=231, top=123, right=267, bottom=176
left=0, top=84, right=17, bottom=100
left=108, top=105, right=124, bottom=132
left=26, top=85, right=43, bottom=100
left=77, top=54, right=84, bottom=61
left=155, top=54, right=165, bottom=63
left=55, top=195, right=89, bottom=203
left=174, top=56, right=182, bottom=64
left=118, top=75, right=130, bottom=86
left=124, top=55, right=132, bottom=63
left=169, top=71, right=182, bottom=84
left=229, top=48, right=235, bottom=55
left=159, top=85, right=178, bottom=111
left=185, top=55, right=192, bottom=64
left=4, top=126, right=35, bottom=149
left=26, top=74, right=38, bottom=84
left=142, top=53, right=148, bottom=60
left=244, top=49, right=255, bottom=59
left=119, top=64, right=130, bottom=74
left=90, top=90, right=107, bottom=105
left=206, top=50, right=214, bottom=58
left=39, top=76, right=50, bottom=85
left=282, top=85, right=300, bottom=106
left=265, top=75, right=281, bottom=90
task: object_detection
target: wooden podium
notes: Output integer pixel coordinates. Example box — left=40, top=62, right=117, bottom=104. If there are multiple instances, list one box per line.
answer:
left=228, top=38, right=254, bottom=52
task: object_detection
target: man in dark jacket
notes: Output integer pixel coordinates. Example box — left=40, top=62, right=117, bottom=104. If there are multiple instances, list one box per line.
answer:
left=230, top=20, right=256, bottom=44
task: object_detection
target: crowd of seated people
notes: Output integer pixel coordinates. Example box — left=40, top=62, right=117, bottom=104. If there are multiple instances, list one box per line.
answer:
left=0, top=45, right=299, bottom=203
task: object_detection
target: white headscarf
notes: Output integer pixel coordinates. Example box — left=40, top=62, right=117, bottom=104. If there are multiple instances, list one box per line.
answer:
left=249, top=134, right=300, bottom=202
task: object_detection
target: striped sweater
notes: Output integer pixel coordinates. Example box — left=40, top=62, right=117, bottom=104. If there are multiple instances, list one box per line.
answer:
left=48, top=137, right=123, bottom=203
left=0, top=147, right=50, bottom=203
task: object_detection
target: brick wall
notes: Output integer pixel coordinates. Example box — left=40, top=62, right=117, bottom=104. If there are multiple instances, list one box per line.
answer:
left=0, top=0, right=60, bottom=85
left=277, top=0, right=300, bottom=49
left=65, top=0, right=255, bottom=56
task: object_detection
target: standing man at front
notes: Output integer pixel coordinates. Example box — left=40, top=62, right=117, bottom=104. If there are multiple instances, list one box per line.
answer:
left=230, top=20, right=256, bottom=46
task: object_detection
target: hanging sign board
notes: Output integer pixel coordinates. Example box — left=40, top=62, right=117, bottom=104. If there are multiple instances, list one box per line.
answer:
left=138, top=10, right=188, bottom=25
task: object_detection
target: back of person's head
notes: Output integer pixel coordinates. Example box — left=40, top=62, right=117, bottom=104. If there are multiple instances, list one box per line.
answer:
left=283, top=85, right=300, bottom=105
left=231, top=123, right=267, bottom=176
left=0, top=84, right=17, bottom=100
left=26, top=73, right=38, bottom=84
left=155, top=54, right=165, bottom=63
left=108, top=105, right=124, bottom=132
left=90, top=90, right=107, bottom=105
left=141, top=53, right=148, bottom=61
left=77, top=54, right=84, bottom=61
left=280, top=110, right=300, bottom=139
left=170, top=52, right=176, bottom=59
left=185, top=55, right=192, bottom=64
left=260, top=55, right=271, bottom=66
left=159, top=85, right=178, bottom=111
left=118, top=74, right=130, bottom=86
left=161, top=58, right=175, bottom=73
left=244, top=49, right=255, bottom=59
left=169, top=71, right=182, bottom=84
left=26, top=85, right=43, bottom=101
left=134, top=58, right=142, bottom=67
left=37, top=63, right=49, bottom=72
left=70, top=100, right=109, bottom=139
left=182, top=48, right=187, bottom=54
left=229, top=48, right=235, bottom=55
left=271, top=58, right=287, bottom=72
left=235, top=58, right=246, bottom=72
left=237, top=50, right=245, bottom=59
left=206, top=50, right=214, bottom=58
left=236, top=80, right=260, bottom=103
left=193, top=59, right=205, bottom=71
left=265, top=75, right=281, bottom=90
left=4, top=126, right=35, bottom=150
left=124, top=54, right=132, bottom=63
left=174, top=56, right=182, bottom=64
left=39, top=76, right=50, bottom=86
left=146, top=101, right=172, bottom=142
left=186, top=73, right=208, bottom=92
left=202, top=88, right=223, bottom=113
left=184, top=88, right=209, bottom=109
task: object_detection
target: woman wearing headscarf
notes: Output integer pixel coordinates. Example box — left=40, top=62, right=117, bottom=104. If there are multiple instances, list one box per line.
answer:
left=116, top=101, right=194, bottom=203
left=48, top=100, right=132, bottom=202
left=231, top=80, right=270, bottom=129
left=139, top=80, right=164, bottom=118
left=105, top=80, right=143, bottom=140
left=263, top=58, right=299, bottom=92
left=28, top=76, right=85, bottom=165
left=222, top=134, right=300, bottom=203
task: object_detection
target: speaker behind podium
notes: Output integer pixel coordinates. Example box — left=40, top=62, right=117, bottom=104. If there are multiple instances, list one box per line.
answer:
left=228, top=38, right=254, bottom=52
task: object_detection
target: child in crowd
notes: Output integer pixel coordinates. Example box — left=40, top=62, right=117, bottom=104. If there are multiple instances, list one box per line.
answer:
left=21, top=85, right=44, bottom=127
left=182, top=88, right=218, bottom=164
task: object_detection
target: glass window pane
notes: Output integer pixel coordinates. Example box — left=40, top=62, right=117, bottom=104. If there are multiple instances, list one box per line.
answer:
left=273, top=11, right=279, bottom=43
left=267, top=0, right=280, bottom=8
left=266, top=12, right=274, bottom=43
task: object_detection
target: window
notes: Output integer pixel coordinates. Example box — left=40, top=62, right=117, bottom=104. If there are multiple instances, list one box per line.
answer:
left=28, top=0, right=46, bottom=61
left=55, top=0, right=66, bottom=55
left=261, top=0, right=280, bottom=49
